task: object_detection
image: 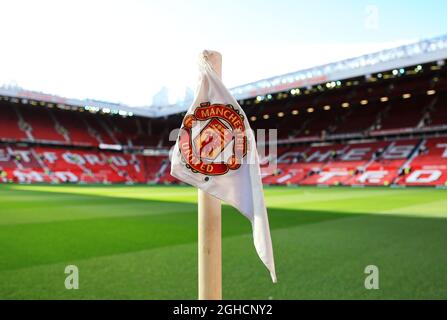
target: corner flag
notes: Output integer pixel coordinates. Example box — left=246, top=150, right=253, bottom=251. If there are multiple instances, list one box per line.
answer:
left=171, top=51, right=277, bottom=283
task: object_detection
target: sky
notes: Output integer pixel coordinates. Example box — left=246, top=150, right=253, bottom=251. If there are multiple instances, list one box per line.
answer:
left=0, top=0, right=447, bottom=107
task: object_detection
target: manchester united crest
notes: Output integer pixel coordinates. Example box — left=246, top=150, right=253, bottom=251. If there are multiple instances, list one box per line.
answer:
left=179, top=102, right=247, bottom=175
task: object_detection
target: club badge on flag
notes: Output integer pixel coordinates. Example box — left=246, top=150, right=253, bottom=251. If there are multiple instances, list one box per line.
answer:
left=171, top=51, right=277, bottom=283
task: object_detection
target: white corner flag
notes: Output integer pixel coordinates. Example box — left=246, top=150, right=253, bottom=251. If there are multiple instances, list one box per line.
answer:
left=171, top=51, right=277, bottom=283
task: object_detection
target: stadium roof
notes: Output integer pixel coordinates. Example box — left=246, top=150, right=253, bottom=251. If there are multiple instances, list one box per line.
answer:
left=0, top=86, right=154, bottom=118
left=1, top=34, right=447, bottom=119
left=230, top=35, right=447, bottom=99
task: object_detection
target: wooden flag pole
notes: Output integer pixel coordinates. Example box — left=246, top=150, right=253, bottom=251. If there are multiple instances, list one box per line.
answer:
left=198, top=50, right=222, bottom=300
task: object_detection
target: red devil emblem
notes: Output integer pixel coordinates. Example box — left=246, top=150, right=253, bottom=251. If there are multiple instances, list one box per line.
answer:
left=179, top=102, right=247, bottom=175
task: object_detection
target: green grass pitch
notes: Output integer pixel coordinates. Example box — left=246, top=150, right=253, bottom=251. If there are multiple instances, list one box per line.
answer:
left=0, top=184, right=446, bottom=299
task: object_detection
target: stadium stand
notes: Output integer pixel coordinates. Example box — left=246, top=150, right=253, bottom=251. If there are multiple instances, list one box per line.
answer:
left=0, top=145, right=149, bottom=184
left=395, top=137, right=447, bottom=186
left=19, top=105, right=66, bottom=142
left=52, top=110, right=100, bottom=146
left=0, top=59, right=446, bottom=187
left=0, top=102, right=28, bottom=140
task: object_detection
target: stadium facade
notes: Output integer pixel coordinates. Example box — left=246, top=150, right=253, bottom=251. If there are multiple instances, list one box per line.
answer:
left=0, top=35, right=447, bottom=187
